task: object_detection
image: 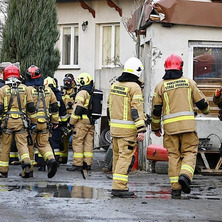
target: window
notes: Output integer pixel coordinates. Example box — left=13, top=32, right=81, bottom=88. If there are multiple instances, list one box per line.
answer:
left=100, top=24, right=120, bottom=67
left=193, top=45, right=222, bottom=85
left=190, top=42, right=222, bottom=116
left=60, top=25, right=79, bottom=67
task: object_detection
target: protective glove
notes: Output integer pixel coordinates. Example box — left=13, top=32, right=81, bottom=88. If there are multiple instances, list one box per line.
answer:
left=214, top=88, right=222, bottom=98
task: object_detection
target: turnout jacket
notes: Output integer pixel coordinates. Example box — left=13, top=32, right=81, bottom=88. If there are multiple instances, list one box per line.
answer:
left=0, top=83, right=37, bottom=130
left=70, top=89, right=91, bottom=126
left=62, top=88, right=75, bottom=116
left=27, top=86, right=59, bottom=125
left=108, top=81, right=146, bottom=137
left=151, top=76, right=210, bottom=135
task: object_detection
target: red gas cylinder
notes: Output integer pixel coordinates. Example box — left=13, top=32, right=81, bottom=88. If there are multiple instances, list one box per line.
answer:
left=147, top=144, right=168, bottom=161
left=131, top=146, right=139, bottom=171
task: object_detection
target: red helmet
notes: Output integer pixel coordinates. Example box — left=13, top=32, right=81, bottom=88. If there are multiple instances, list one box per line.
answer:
left=164, top=54, right=183, bottom=71
left=26, top=65, right=41, bottom=79
left=4, top=64, right=20, bottom=80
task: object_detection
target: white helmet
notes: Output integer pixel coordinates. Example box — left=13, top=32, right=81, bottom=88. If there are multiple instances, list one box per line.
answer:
left=123, top=57, right=144, bottom=78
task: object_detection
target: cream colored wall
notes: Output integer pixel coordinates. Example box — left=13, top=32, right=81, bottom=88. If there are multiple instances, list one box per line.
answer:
left=141, top=23, right=222, bottom=149
left=55, top=0, right=139, bottom=88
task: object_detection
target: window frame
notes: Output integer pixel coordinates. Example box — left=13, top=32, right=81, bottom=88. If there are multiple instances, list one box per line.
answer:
left=59, top=24, right=79, bottom=69
left=189, top=41, right=222, bottom=80
left=99, top=23, right=120, bottom=68
left=189, top=41, right=222, bottom=118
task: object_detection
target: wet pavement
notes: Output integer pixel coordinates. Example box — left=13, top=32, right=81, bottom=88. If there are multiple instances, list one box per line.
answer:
left=0, top=150, right=222, bottom=221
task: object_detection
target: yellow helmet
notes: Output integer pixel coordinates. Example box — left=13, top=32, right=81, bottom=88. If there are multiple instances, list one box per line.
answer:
left=77, top=72, right=93, bottom=86
left=44, top=76, right=56, bottom=88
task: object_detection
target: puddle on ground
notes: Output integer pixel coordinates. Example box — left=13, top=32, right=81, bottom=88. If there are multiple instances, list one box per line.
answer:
left=0, top=182, right=221, bottom=200
left=0, top=184, right=110, bottom=199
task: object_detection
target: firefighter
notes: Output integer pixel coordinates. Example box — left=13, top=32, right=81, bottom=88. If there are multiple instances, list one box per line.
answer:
left=66, top=72, right=94, bottom=172
left=151, top=54, right=210, bottom=199
left=61, top=74, right=77, bottom=164
left=107, top=57, right=146, bottom=197
left=0, top=64, right=37, bottom=178
left=25, top=65, right=59, bottom=178
left=44, top=76, right=68, bottom=164
left=213, top=88, right=222, bottom=120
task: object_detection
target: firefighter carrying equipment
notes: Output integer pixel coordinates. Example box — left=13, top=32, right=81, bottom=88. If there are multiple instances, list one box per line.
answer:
left=68, top=73, right=95, bottom=170
left=44, top=76, right=68, bottom=164
left=26, top=81, right=59, bottom=178
left=0, top=68, right=37, bottom=176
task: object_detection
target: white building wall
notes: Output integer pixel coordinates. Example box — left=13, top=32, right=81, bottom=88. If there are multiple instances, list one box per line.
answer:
left=55, top=0, right=138, bottom=88
left=141, top=23, right=222, bottom=151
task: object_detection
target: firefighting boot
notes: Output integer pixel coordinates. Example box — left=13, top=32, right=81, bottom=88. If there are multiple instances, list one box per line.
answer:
left=21, top=163, right=31, bottom=178
left=46, top=159, right=57, bottom=178
left=179, top=174, right=191, bottom=194
left=83, top=162, right=91, bottom=176
left=111, top=189, right=135, bottom=198
left=0, top=172, right=8, bottom=178
left=38, top=164, right=46, bottom=171
left=66, top=165, right=83, bottom=171
left=171, top=189, right=181, bottom=199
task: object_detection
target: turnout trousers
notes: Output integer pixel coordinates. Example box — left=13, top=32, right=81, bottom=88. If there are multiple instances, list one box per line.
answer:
left=163, top=132, right=199, bottom=190
left=28, top=125, right=55, bottom=173
left=112, top=135, right=137, bottom=190
left=72, top=121, right=94, bottom=167
left=0, top=131, right=30, bottom=173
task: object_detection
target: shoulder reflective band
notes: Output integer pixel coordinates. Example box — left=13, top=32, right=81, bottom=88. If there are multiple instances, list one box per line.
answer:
left=164, top=79, right=189, bottom=91
left=110, top=85, right=128, bottom=97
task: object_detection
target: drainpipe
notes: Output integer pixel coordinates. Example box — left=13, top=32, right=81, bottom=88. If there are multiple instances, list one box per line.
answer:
left=136, top=0, right=147, bottom=58
left=136, top=0, right=149, bottom=170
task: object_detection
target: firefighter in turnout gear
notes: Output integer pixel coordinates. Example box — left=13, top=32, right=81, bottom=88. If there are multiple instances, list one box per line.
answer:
left=44, top=77, right=68, bottom=164
left=25, top=65, right=59, bottom=178
left=61, top=74, right=77, bottom=164
left=66, top=72, right=95, bottom=172
left=0, top=64, right=37, bottom=178
left=151, top=54, right=210, bottom=199
left=108, top=57, right=146, bottom=197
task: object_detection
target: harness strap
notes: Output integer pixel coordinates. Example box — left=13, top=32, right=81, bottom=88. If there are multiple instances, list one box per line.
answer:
left=37, top=87, right=49, bottom=123
left=4, top=87, right=16, bottom=129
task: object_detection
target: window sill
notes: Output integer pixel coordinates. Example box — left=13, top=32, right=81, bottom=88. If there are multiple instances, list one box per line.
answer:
left=58, top=65, right=80, bottom=70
